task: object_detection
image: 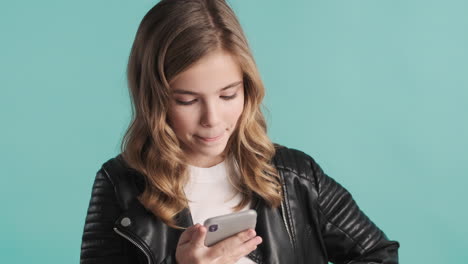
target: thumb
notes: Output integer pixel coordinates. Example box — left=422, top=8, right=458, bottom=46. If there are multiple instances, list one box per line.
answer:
left=178, top=224, right=199, bottom=246
left=190, top=225, right=207, bottom=247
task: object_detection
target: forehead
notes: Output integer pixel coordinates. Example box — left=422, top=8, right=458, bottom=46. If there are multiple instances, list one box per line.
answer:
left=169, top=50, right=243, bottom=94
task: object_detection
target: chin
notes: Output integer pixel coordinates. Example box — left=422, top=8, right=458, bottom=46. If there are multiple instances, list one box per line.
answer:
left=195, top=142, right=228, bottom=155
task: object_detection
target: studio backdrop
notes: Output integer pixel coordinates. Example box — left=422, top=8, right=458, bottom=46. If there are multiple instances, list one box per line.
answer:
left=1, top=0, right=467, bottom=263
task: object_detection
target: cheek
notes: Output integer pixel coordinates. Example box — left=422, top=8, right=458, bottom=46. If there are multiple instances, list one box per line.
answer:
left=168, top=108, right=197, bottom=133
left=228, top=97, right=244, bottom=123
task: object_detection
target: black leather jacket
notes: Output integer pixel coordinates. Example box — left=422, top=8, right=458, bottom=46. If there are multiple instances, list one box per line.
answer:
left=80, top=145, right=399, bottom=264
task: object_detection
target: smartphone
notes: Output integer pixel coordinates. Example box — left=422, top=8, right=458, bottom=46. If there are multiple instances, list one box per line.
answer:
left=203, top=209, right=257, bottom=247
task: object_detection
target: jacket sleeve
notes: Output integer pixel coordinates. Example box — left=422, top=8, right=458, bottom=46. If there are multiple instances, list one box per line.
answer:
left=310, top=158, right=400, bottom=264
left=80, top=168, right=138, bottom=264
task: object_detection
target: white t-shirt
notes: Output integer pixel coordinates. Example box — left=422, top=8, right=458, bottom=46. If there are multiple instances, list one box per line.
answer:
left=184, top=160, right=255, bottom=264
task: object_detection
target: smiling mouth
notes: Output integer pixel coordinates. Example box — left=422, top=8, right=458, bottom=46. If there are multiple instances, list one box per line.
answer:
left=195, top=133, right=224, bottom=142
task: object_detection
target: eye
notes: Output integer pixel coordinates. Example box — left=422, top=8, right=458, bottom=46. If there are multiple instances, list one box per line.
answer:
left=175, top=94, right=237, bottom=106
left=175, top=99, right=197, bottom=105
left=220, top=94, right=237, bottom=100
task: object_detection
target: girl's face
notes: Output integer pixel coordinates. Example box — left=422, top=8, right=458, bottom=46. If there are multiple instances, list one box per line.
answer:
left=167, top=49, right=244, bottom=168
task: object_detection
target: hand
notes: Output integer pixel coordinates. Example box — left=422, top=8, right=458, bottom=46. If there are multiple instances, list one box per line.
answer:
left=175, top=223, right=262, bottom=264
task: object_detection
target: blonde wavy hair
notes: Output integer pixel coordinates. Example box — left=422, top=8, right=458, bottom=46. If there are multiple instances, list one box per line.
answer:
left=121, top=0, right=282, bottom=228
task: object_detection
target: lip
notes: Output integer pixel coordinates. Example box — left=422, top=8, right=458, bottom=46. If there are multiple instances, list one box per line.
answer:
left=195, top=133, right=224, bottom=142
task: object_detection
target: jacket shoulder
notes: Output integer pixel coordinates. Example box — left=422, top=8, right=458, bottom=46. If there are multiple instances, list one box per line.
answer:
left=100, top=154, right=128, bottom=185
left=272, top=144, right=320, bottom=182
left=99, top=154, right=145, bottom=209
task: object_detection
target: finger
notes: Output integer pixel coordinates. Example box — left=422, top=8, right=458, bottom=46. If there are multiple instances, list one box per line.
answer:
left=209, top=229, right=258, bottom=258
left=232, top=235, right=263, bottom=259
left=243, top=235, right=262, bottom=251
left=211, top=229, right=256, bottom=250
left=231, top=229, right=257, bottom=244
left=190, top=225, right=207, bottom=247
left=178, top=224, right=200, bottom=246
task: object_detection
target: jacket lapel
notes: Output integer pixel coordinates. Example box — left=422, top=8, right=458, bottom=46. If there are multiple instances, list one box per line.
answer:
left=253, top=195, right=296, bottom=264
left=115, top=198, right=195, bottom=264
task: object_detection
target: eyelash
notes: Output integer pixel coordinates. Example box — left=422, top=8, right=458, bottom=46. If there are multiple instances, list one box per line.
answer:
left=175, top=94, right=237, bottom=106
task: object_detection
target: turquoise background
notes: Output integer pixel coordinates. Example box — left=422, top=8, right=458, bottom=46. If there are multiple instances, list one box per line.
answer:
left=1, top=0, right=467, bottom=263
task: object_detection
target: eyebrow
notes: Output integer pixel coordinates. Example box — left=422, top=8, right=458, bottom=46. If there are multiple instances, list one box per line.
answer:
left=172, top=81, right=243, bottom=95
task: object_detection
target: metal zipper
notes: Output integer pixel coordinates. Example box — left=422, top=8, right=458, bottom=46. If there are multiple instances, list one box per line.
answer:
left=113, top=227, right=152, bottom=264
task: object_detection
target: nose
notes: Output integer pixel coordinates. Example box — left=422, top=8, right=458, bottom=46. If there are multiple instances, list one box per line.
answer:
left=200, top=100, right=221, bottom=128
